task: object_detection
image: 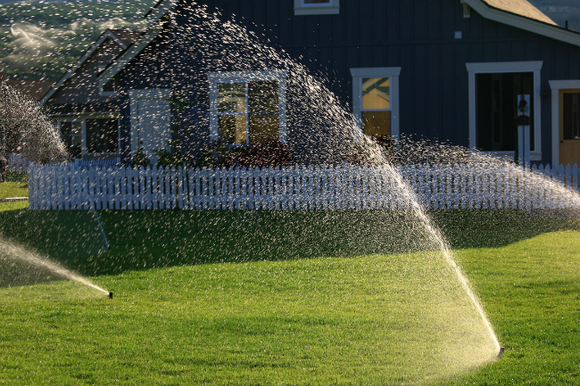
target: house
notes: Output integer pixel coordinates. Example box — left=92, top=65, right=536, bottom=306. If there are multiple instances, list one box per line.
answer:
left=40, top=29, right=143, bottom=161
left=41, top=0, right=580, bottom=166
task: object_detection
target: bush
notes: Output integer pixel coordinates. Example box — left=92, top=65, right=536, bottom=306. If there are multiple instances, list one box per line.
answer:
left=131, top=150, right=152, bottom=169
left=235, top=140, right=293, bottom=168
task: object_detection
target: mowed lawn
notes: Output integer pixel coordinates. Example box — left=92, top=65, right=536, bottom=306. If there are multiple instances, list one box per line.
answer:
left=0, top=206, right=578, bottom=385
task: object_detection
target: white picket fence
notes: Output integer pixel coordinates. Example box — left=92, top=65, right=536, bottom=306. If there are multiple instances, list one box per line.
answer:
left=28, top=163, right=580, bottom=210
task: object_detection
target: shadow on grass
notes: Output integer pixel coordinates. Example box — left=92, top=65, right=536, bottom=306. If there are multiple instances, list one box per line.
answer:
left=0, top=208, right=578, bottom=286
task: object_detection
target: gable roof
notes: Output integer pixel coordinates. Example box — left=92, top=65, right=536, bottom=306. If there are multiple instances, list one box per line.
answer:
left=38, top=29, right=143, bottom=106
left=480, top=0, right=557, bottom=26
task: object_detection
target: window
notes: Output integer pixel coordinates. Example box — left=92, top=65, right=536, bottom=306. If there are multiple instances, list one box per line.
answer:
left=294, top=0, right=339, bottom=15
left=475, top=72, right=534, bottom=152
left=208, top=71, right=287, bottom=145
left=101, top=76, right=119, bottom=94
left=86, top=118, right=119, bottom=153
left=562, top=92, right=580, bottom=140
left=58, top=117, right=119, bottom=159
left=351, top=67, right=401, bottom=141
left=466, top=61, right=543, bottom=160
left=59, top=121, right=82, bottom=159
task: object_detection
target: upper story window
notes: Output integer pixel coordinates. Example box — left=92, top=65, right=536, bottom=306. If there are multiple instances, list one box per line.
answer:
left=294, top=0, right=339, bottom=15
left=208, top=71, right=287, bottom=145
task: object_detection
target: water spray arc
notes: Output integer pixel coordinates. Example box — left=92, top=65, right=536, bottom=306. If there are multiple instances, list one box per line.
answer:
left=383, top=162, right=503, bottom=356
left=0, top=237, right=109, bottom=296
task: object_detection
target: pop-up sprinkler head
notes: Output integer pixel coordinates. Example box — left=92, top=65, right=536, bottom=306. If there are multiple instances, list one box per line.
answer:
left=109, top=292, right=113, bottom=299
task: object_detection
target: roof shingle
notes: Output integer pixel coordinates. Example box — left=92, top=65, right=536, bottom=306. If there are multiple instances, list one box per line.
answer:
left=481, top=0, right=557, bottom=25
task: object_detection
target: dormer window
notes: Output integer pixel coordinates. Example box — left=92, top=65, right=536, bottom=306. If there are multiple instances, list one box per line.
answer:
left=294, top=0, right=339, bottom=15
left=101, top=76, right=119, bottom=94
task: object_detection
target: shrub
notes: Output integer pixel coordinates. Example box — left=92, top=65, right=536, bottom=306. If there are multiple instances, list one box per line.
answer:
left=131, top=149, right=151, bottom=169
left=235, top=140, right=293, bottom=168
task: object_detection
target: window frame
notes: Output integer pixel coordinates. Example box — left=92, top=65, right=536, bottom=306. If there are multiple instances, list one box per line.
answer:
left=294, top=0, right=339, bottom=15
left=208, top=70, right=288, bottom=145
left=350, top=67, right=401, bottom=142
left=466, top=61, right=543, bottom=161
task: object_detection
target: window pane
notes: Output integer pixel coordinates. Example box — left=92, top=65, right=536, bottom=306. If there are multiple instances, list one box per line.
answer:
left=476, top=72, right=534, bottom=151
left=362, top=111, right=391, bottom=138
left=86, top=118, right=118, bottom=153
left=304, top=0, right=331, bottom=4
left=362, top=78, right=390, bottom=110
left=218, top=83, right=246, bottom=113
left=249, top=114, right=279, bottom=143
left=563, top=93, right=580, bottom=140
left=219, top=115, right=247, bottom=145
left=59, top=122, right=72, bottom=145
left=249, top=81, right=278, bottom=113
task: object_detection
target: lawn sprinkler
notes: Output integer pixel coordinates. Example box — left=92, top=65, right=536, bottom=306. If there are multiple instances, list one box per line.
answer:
left=109, top=292, right=113, bottom=299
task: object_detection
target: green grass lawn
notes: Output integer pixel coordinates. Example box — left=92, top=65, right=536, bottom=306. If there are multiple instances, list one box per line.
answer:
left=0, top=182, right=28, bottom=200
left=0, top=206, right=578, bottom=385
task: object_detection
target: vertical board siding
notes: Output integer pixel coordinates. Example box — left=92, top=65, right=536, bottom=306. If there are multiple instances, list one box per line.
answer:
left=29, top=164, right=580, bottom=211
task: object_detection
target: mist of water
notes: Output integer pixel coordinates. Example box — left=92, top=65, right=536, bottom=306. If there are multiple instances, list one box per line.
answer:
left=0, top=237, right=108, bottom=295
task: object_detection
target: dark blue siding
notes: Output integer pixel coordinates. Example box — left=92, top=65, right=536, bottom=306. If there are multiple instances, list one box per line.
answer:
left=118, top=0, right=580, bottom=165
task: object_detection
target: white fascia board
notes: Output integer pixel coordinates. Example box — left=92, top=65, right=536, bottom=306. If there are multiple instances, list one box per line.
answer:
left=38, top=30, right=128, bottom=107
left=464, top=0, right=580, bottom=47
left=146, top=0, right=176, bottom=29
left=98, top=29, right=162, bottom=89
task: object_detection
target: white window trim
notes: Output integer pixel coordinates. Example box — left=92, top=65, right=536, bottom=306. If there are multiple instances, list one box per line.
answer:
left=207, top=70, right=288, bottom=144
left=350, top=67, right=401, bottom=142
left=466, top=61, right=543, bottom=161
left=549, top=79, right=580, bottom=166
left=294, top=0, right=339, bottom=15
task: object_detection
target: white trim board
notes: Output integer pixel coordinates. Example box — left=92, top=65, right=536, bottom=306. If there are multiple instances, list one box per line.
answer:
left=39, top=30, right=128, bottom=107
left=98, top=29, right=162, bottom=90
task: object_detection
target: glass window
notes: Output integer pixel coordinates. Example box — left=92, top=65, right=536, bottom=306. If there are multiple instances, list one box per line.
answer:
left=59, top=121, right=82, bottom=159
left=563, top=92, right=580, bottom=140
left=475, top=72, right=534, bottom=151
left=209, top=71, right=287, bottom=146
left=351, top=68, right=401, bottom=141
left=86, top=118, right=118, bottom=153
left=294, top=0, right=339, bottom=15
left=216, top=80, right=279, bottom=145
left=361, top=77, right=391, bottom=138
left=303, top=0, right=332, bottom=4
